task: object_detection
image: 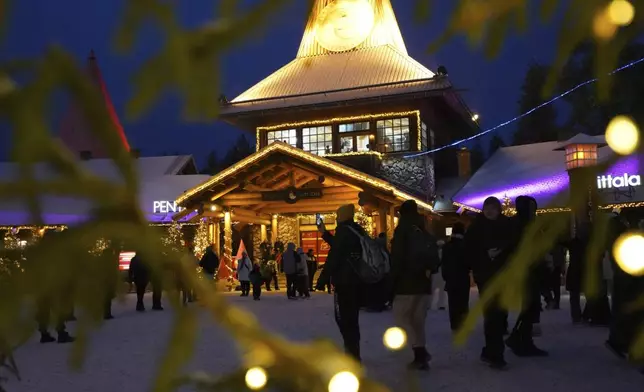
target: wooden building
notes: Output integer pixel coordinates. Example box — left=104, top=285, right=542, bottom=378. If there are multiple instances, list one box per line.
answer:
left=176, top=0, right=478, bottom=263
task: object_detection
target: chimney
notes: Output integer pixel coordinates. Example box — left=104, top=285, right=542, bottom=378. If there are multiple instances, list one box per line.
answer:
left=80, top=151, right=93, bottom=160
left=456, top=147, right=471, bottom=177
left=131, top=149, right=141, bottom=159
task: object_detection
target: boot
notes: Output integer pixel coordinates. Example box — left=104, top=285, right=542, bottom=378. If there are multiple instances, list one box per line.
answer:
left=480, top=348, right=507, bottom=370
left=408, top=347, right=430, bottom=371
left=40, top=332, right=56, bottom=344
left=57, top=331, right=75, bottom=344
left=506, top=324, right=548, bottom=357
left=344, top=344, right=361, bottom=363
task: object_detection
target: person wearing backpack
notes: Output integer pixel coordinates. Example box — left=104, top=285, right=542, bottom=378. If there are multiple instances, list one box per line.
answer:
left=391, top=200, right=439, bottom=371
left=316, top=204, right=368, bottom=362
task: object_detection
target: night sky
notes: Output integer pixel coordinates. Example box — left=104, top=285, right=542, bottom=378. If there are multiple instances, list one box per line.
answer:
left=1, top=0, right=562, bottom=167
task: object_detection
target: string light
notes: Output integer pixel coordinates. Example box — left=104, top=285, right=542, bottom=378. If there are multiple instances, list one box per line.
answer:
left=605, top=115, right=639, bottom=155
left=328, top=371, right=359, bottom=392
left=383, top=327, right=407, bottom=350
left=176, top=142, right=434, bottom=212
left=612, top=232, right=644, bottom=276
left=405, top=55, right=644, bottom=158
left=255, top=110, right=422, bottom=153
left=245, top=367, right=268, bottom=390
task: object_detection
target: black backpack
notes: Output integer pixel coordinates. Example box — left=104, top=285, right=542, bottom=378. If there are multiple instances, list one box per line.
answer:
left=408, top=225, right=440, bottom=273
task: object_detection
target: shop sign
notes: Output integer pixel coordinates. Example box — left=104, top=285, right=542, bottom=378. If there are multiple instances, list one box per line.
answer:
left=596, top=173, right=641, bottom=189
left=261, top=187, right=323, bottom=204
left=153, top=201, right=184, bottom=214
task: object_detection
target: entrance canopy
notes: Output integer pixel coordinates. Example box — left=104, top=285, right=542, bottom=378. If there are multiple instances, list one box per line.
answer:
left=175, top=142, right=433, bottom=222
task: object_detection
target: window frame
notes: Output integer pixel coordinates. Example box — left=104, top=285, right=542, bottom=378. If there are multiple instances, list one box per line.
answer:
left=302, top=125, right=334, bottom=156
left=336, top=121, right=375, bottom=153
left=376, top=117, right=412, bottom=153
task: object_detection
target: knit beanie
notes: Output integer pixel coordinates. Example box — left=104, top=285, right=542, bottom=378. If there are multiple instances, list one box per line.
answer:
left=336, top=204, right=355, bottom=223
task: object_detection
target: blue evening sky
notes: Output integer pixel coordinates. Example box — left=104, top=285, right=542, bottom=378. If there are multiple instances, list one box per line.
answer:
left=1, top=0, right=562, bottom=167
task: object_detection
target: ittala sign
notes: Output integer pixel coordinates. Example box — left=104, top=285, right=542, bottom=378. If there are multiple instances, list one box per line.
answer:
left=153, top=201, right=184, bottom=214
left=596, top=173, right=641, bottom=189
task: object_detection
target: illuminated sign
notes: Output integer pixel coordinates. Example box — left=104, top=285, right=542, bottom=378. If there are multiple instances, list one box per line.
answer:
left=596, top=173, right=641, bottom=189
left=153, top=201, right=184, bottom=214
left=118, top=251, right=135, bottom=271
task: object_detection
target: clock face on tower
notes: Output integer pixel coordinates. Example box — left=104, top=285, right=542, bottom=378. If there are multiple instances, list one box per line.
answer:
left=315, top=0, right=375, bottom=52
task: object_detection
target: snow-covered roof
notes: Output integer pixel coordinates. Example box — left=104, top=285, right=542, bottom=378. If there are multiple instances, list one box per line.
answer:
left=0, top=156, right=208, bottom=226
left=453, top=141, right=643, bottom=211
left=433, top=176, right=468, bottom=212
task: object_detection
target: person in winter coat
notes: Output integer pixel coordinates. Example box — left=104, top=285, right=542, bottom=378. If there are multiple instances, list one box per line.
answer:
left=306, top=249, right=318, bottom=291
left=199, top=245, right=219, bottom=280
left=441, top=222, right=470, bottom=331
left=237, top=251, right=252, bottom=297
left=565, top=229, right=587, bottom=323
left=282, top=243, right=299, bottom=299
left=391, top=200, right=438, bottom=371
left=249, top=262, right=264, bottom=300
left=465, top=196, right=512, bottom=369
left=129, top=252, right=163, bottom=312
left=297, top=248, right=311, bottom=298
left=316, top=204, right=366, bottom=362
left=606, top=212, right=643, bottom=360
left=505, top=196, right=548, bottom=357
left=431, top=239, right=448, bottom=310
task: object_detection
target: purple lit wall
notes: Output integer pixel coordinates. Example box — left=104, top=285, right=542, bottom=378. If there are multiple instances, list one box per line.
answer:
left=455, top=153, right=642, bottom=210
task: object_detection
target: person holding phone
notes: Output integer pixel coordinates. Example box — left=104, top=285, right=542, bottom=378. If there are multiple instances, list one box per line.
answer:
left=465, top=196, right=512, bottom=369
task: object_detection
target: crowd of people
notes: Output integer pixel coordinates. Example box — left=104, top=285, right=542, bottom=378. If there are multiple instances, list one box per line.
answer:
left=30, top=196, right=644, bottom=377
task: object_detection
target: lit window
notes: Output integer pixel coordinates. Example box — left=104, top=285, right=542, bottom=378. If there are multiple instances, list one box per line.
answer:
left=565, top=144, right=598, bottom=170
left=339, top=122, right=370, bottom=133
left=267, top=129, right=297, bottom=147
left=340, top=136, right=354, bottom=153
left=303, top=126, right=333, bottom=155
left=356, top=135, right=370, bottom=152
left=377, top=117, right=410, bottom=152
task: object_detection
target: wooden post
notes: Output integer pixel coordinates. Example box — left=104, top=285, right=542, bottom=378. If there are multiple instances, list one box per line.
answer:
left=214, top=221, right=221, bottom=256
left=224, top=211, right=232, bottom=265
left=387, top=205, right=396, bottom=245
left=377, top=206, right=388, bottom=239
left=271, top=214, right=279, bottom=244
left=261, top=224, right=267, bottom=242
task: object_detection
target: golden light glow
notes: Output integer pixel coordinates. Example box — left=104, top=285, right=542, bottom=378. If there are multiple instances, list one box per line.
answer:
left=452, top=201, right=573, bottom=215
left=613, top=232, right=644, bottom=276
left=471, top=113, right=479, bottom=122
left=210, top=205, right=217, bottom=211
left=605, top=115, right=639, bottom=155
left=593, top=8, right=618, bottom=40
left=245, top=367, right=268, bottom=390
left=255, top=111, right=422, bottom=153
left=327, top=151, right=383, bottom=159
left=383, top=327, right=407, bottom=350
left=0, top=225, right=66, bottom=231
left=177, top=141, right=433, bottom=212
left=315, top=0, right=375, bottom=52
left=328, top=371, right=359, bottom=392
left=608, top=0, right=635, bottom=26
left=297, top=0, right=409, bottom=58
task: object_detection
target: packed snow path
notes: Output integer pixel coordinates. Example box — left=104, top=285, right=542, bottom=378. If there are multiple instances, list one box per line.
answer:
left=5, top=290, right=643, bottom=391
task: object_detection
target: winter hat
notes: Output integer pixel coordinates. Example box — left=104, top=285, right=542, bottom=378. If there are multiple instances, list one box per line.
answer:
left=399, top=200, right=418, bottom=218
left=336, top=204, right=355, bottom=223
left=483, top=196, right=501, bottom=209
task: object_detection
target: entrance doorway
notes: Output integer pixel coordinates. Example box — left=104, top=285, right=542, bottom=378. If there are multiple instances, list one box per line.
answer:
left=300, top=230, right=333, bottom=264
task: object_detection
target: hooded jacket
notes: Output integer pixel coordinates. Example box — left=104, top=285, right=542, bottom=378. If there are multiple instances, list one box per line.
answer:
left=281, top=243, right=298, bottom=275
left=465, top=197, right=513, bottom=285
left=317, top=219, right=364, bottom=291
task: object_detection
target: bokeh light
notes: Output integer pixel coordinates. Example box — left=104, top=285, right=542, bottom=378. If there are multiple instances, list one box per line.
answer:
left=328, top=371, right=360, bottom=392
left=605, top=115, right=639, bottom=155
left=613, top=232, right=644, bottom=276
left=593, top=8, right=618, bottom=39
left=608, top=0, right=635, bottom=26
left=383, top=327, right=407, bottom=350
left=245, top=367, right=268, bottom=390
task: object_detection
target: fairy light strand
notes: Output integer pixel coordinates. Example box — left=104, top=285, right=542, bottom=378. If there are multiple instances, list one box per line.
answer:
left=405, top=55, right=644, bottom=159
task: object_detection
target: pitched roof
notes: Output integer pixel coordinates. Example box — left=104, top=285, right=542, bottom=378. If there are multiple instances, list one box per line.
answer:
left=223, top=0, right=449, bottom=114
left=58, top=50, right=130, bottom=158
left=0, top=157, right=207, bottom=226
left=453, top=141, right=642, bottom=211
left=176, top=142, right=435, bottom=212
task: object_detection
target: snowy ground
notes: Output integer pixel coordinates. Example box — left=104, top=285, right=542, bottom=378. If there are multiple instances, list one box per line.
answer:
left=4, top=290, right=643, bottom=392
